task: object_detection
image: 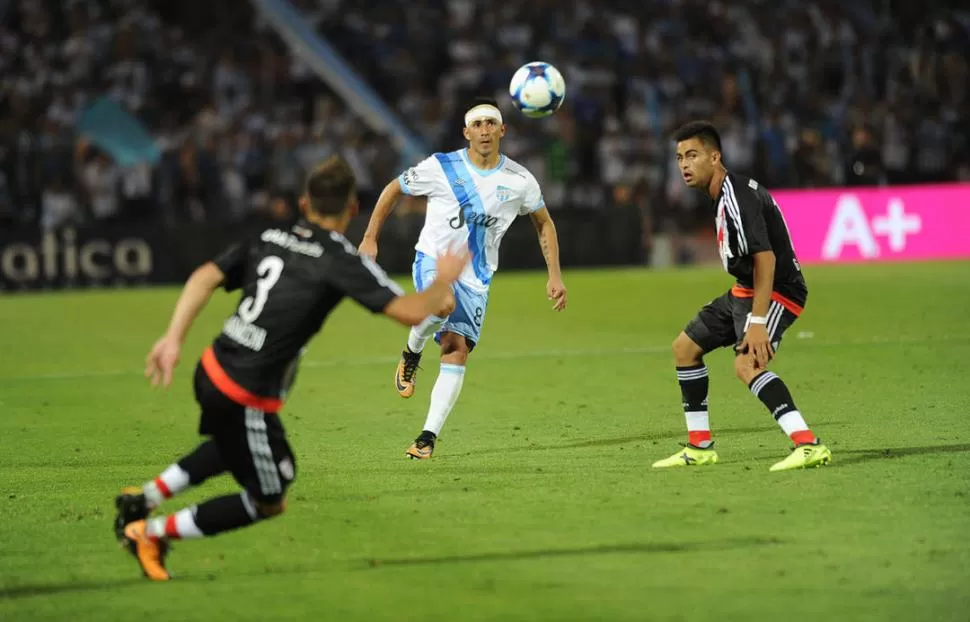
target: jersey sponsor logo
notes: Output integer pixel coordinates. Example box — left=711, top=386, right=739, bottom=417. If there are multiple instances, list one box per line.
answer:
left=260, top=229, right=323, bottom=257
left=449, top=202, right=499, bottom=230
left=435, top=152, right=492, bottom=285
left=402, top=167, right=419, bottom=186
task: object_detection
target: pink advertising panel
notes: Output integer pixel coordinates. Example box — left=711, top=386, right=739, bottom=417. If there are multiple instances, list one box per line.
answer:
left=769, top=184, right=970, bottom=264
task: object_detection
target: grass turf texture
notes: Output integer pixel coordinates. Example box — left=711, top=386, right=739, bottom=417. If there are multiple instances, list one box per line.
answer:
left=1, top=261, right=968, bottom=621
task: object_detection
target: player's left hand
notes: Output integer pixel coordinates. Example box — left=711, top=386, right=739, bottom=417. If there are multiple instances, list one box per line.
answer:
left=739, top=324, right=773, bottom=369
left=547, top=277, right=567, bottom=311
left=145, top=335, right=181, bottom=388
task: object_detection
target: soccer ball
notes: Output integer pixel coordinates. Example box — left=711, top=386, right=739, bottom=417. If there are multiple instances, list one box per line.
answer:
left=508, top=62, right=566, bottom=118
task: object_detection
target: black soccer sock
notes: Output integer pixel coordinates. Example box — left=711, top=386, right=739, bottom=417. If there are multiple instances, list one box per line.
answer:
left=177, top=440, right=226, bottom=485
left=143, top=440, right=226, bottom=508
left=193, top=493, right=264, bottom=537
left=748, top=371, right=816, bottom=445
left=144, top=493, right=265, bottom=541
left=676, top=364, right=712, bottom=447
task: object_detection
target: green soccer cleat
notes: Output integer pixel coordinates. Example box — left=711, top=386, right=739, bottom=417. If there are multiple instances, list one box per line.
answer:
left=769, top=441, right=832, bottom=472
left=652, top=444, right=719, bottom=468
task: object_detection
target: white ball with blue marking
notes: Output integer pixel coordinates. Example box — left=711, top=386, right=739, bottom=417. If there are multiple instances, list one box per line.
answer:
left=509, top=62, right=566, bottom=118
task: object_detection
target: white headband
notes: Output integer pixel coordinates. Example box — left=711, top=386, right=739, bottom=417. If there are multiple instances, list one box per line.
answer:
left=464, top=104, right=503, bottom=127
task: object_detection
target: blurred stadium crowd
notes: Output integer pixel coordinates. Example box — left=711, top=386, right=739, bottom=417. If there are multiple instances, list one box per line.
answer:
left=1, top=0, right=968, bottom=237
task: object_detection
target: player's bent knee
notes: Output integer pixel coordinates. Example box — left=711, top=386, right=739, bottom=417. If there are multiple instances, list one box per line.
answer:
left=672, top=332, right=704, bottom=366
left=254, top=498, right=287, bottom=518
left=439, top=333, right=470, bottom=364
left=441, top=348, right=469, bottom=366
left=733, top=354, right=760, bottom=383
left=439, top=294, right=456, bottom=316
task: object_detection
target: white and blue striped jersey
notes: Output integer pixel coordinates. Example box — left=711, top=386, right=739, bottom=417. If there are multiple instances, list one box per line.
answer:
left=398, top=149, right=545, bottom=292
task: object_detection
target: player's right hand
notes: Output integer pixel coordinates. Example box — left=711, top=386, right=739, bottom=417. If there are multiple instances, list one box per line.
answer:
left=358, top=237, right=378, bottom=259
left=145, top=335, right=181, bottom=388
left=435, top=245, right=471, bottom=284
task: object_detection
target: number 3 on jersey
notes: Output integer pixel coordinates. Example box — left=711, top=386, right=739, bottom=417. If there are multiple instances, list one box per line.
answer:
left=238, top=256, right=284, bottom=323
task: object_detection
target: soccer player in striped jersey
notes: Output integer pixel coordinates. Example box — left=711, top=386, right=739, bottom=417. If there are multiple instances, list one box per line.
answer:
left=653, top=121, right=832, bottom=472
left=359, top=97, right=568, bottom=459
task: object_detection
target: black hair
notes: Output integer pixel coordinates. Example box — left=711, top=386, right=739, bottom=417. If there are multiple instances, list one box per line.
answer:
left=672, top=121, right=722, bottom=152
left=466, top=96, right=500, bottom=112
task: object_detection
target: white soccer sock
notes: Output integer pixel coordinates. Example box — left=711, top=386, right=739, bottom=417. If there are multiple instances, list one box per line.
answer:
left=407, top=315, right=446, bottom=354
left=142, top=464, right=191, bottom=509
left=685, top=411, right=713, bottom=448
left=776, top=410, right=810, bottom=436
left=145, top=507, right=204, bottom=540
left=422, top=364, right=465, bottom=436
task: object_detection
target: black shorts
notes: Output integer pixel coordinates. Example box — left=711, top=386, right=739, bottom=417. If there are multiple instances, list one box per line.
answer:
left=684, top=290, right=801, bottom=355
left=193, top=364, right=296, bottom=504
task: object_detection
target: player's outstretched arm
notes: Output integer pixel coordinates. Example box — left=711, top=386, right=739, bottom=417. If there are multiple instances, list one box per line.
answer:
left=359, top=179, right=405, bottom=259
left=529, top=207, right=567, bottom=311
left=145, top=262, right=225, bottom=387
left=383, top=247, right=470, bottom=326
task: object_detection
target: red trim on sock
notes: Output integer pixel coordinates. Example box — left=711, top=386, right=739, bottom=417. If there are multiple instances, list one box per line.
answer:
left=688, top=431, right=712, bottom=446
left=791, top=430, right=816, bottom=446
left=154, top=477, right=172, bottom=499
left=164, top=515, right=180, bottom=539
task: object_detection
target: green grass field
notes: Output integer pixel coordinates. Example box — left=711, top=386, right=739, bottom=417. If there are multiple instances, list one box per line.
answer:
left=2, top=261, right=969, bottom=622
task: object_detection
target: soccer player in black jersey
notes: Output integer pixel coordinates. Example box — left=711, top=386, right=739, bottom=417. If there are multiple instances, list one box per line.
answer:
left=652, top=121, right=832, bottom=472
left=113, top=156, right=469, bottom=581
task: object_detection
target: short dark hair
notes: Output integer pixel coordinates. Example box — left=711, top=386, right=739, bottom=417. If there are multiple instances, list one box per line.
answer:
left=672, top=121, right=722, bottom=152
left=305, top=155, right=356, bottom=215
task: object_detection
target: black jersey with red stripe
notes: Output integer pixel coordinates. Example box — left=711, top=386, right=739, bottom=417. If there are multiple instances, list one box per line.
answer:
left=206, top=220, right=403, bottom=405
left=713, top=172, right=808, bottom=306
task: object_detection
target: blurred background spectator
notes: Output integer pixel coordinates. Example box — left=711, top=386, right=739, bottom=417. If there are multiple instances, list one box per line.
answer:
left=1, top=0, right=968, bottom=259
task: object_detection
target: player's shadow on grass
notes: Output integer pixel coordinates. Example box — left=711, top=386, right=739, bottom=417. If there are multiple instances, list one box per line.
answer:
left=451, top=423, right=847, bottom=458
left=0, top=577, right=146, bottom=600
left=364, top=536, right=783, bottom=568
left=834, top=443, right=970, bottom=467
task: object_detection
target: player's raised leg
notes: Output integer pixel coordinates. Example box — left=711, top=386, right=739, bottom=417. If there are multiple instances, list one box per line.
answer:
left=395, top=252, right=453, bottom=398
left=396, top=318, right=436, bottom=398
left=114, top=439, right=226, bottom=542
left=734, top=349, right=831, bottom=471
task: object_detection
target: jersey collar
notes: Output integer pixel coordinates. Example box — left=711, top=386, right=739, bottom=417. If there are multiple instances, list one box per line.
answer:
left=461, top=148, right=506, bottom=177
